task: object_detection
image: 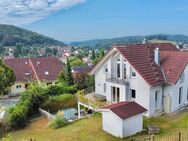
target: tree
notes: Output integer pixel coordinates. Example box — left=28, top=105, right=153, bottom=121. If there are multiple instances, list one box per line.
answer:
left=52, top=48, right=58, bottom=56
left=45, top=47, right=52, bottom=56
left=13, top=44, right=22, bottom=57
left=91, top=49, right=95, bottom=61
left=100, top=48, right=105, bottom=58
left=66, top=58, right=74, bottom=85
left=0, top=59, right=16, bottom=97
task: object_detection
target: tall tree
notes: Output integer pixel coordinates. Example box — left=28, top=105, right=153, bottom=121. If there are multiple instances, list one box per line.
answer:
left=91, top=49, right=95, bottom=61
left=0, top=59, right=16, bottom=97
left=13, top=44, right=22, bottom=57
left=66, top=58, right=74, bottom=85
left=100, top=48, right=105, bottom=58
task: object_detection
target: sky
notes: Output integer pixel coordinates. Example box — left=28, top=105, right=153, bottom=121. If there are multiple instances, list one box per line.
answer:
left=1, top=0, right=188, bottom=42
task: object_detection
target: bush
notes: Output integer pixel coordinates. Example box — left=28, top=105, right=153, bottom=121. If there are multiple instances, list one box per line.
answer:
left=46, top=83, right=77, bottom=96
left=42, top=94, right=77, bottom=112
left=8, top=105, right=27, bottom=128
left=48, top=116, right=69, bottom=129
left=8, top=83, right=47, bottom=128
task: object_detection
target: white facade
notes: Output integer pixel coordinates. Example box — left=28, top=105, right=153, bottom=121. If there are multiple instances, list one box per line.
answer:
left=102, top=110, right=143, bottom=138
left=163, top=65, right=188, bottom=113
left=92, top=48, right=188, bottom=116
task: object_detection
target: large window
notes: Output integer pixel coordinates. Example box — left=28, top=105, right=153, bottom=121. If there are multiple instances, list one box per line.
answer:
left=117, top=59, right=120, bottom=78
left=124, top=60, right=126, bottom=79
left=131, top=89, right=136, bottom=99
left=112, top=87, right=120, bottom=102
left=179, top=87, right=183, bottom=104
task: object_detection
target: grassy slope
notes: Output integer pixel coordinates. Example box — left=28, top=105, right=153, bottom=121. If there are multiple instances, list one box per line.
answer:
left=10, top=111, right=188, bottom=141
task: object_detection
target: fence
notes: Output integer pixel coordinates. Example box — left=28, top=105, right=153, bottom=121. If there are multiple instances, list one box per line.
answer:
left=132, top=132, right=188, bottom=141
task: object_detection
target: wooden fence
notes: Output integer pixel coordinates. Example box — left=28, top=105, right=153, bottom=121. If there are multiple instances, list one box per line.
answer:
left=132, top=132, right=188, bottom=141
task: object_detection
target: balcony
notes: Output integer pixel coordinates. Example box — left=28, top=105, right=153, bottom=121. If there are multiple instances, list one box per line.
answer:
left=105, top=73, right=128, bottom=85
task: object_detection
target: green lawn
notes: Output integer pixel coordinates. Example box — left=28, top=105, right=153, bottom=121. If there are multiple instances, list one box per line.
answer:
left=8, top=111, right=188, bottom=141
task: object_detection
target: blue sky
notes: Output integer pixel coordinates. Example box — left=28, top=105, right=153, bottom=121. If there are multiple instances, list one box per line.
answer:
left=1, top=0, right=188, bottom=42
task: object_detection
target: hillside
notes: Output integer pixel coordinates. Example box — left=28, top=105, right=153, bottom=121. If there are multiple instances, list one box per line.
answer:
left=0, top=24, right=65, bottom=46
left=71, top=34, right=188, bottom=49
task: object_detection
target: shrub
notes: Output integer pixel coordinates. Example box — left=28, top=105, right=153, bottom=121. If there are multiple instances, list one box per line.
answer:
left=8, top=83, right=47, bottom=128
left=41, top=94, right=77, bottom=112
left=48, top=116, right=69, bottom=129
left=46, top=84, right=77, bottom=96
left=8, top=105, right=27, bottom=128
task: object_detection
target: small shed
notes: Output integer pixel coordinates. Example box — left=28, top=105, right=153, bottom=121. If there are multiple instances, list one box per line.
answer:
left=100, top=101, right=147, bottom=138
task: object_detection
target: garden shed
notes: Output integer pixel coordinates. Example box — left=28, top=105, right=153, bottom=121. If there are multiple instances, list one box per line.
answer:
left=100, top=101, right=147, bottom=138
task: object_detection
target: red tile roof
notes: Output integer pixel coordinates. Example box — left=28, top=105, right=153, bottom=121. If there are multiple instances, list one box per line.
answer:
left=103, top=101, right=147, bottom=119
left=115, top=43, right=178, bottom=86
left=160, top=51, right=188, bottom=84
left=4, top=57, right=63, bottom=82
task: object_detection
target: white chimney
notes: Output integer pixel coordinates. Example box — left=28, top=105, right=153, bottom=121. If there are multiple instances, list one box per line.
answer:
left=154, top=47, right=160, bottom=65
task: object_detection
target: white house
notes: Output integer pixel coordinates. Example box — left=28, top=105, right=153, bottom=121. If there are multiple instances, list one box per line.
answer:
left=101, top=101, right=147, bottom=138
left=90, top=43, right=188, bottom=116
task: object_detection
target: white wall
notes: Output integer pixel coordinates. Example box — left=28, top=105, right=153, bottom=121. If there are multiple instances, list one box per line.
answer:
left=149, top=85, right=163, bottom=116
left=102, top=111, right=123, bottom=138
left=10, top=82, right=26, bottom=95
left=123, top=113, right=143, bottom=137
left=163, top=65, right=188, bottom=113
left=95, top=53, right=152, bottom=116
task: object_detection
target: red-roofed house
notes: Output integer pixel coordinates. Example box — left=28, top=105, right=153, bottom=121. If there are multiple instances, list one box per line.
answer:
left=100, top=101, right=147, bottom=138
left=90, top=43, right=188, bottom=116
left=4, top=57, right=63, bottom=95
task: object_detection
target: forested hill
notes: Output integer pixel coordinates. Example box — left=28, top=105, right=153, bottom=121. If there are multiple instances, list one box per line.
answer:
left=71, top=34, right=188, bottom=49
left=0, top=24, right=65, bottom=46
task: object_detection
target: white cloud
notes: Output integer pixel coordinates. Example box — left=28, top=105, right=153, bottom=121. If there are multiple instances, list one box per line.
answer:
left=0, top=0, right=86, bottom=25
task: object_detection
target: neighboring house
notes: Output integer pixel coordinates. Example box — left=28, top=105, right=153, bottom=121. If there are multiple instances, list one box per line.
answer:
left=90, top=43, right=188, bottom=116
left=72, top=65, right=92, bottom=76
left=101, top=101, right=147, bottom=138
left=4, top=57, right=63, bottom=95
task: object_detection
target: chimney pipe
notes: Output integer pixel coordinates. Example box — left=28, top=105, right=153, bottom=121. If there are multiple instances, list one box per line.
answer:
left=154, top=47, right=160, bottom=65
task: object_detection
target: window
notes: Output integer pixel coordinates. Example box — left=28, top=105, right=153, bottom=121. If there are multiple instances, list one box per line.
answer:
left=117, top=87, right=120, bottom=102
left=112, top=87, right=120, bottom=102
left=103, top=83, right=106, bottom=93
left=16, top=85, right=21, bottom=89
left=131, top=89, right=136, bottom=99
left=155, top=91, right=159, bottom=108
left=124, top=60, right=126, bottom=79
left=45, top=71, right=49, bottom=75
left=131, top=67, right=136, bottom=78
left=117, top=60, right=120, bottom=78
left=180, top=72, right=185, bottom=83
left=179, top=87, right=183, bottom=104
left=103, top=65, right=108, bottom=73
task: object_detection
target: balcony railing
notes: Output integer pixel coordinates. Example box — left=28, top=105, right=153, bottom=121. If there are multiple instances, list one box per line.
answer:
left=105, top=73, right=128, bottom=85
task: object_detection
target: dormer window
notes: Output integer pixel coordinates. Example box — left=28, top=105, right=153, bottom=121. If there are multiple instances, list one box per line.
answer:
left=131, top=67, right=136, bottom=78
left=25, top=72, right=30, bottom=76
left=45, top=71, right=49, bottom=75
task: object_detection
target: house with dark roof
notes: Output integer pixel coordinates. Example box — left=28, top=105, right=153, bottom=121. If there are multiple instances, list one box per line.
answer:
left=100, top=101, right=147, bottom=138
left=4, top=57, right=63, bottom=95
left=90, top=43, right=188, bottom=116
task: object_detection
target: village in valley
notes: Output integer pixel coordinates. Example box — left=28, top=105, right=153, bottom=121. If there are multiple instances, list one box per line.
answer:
left=1, top=1, right=188, bottom=141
